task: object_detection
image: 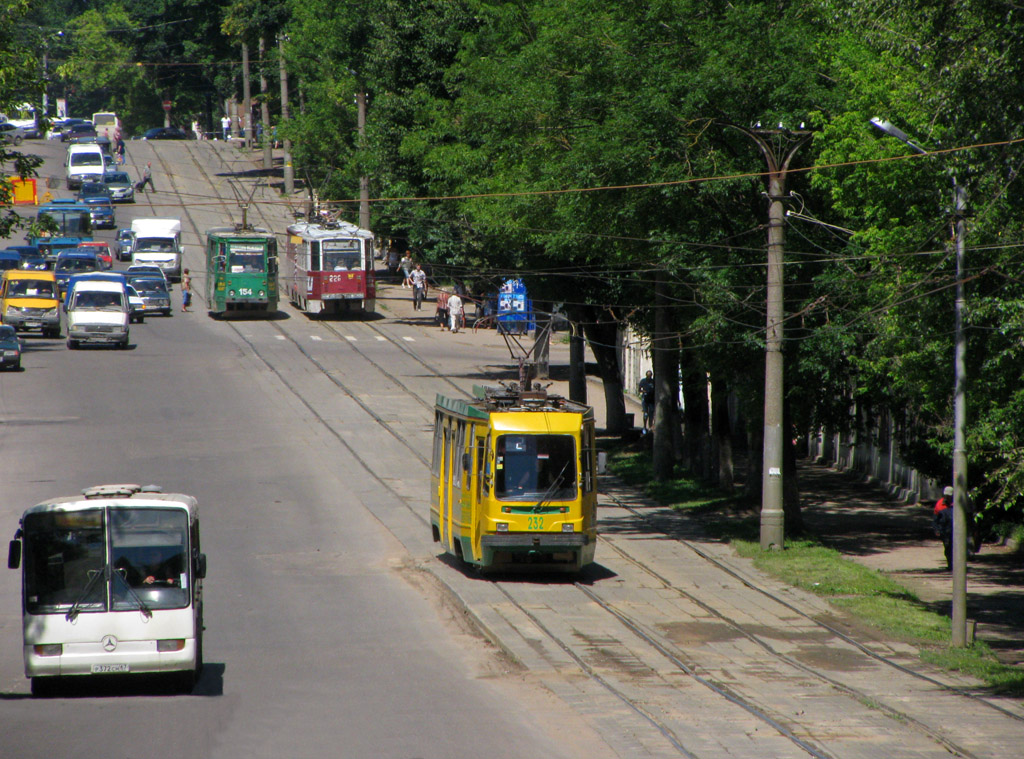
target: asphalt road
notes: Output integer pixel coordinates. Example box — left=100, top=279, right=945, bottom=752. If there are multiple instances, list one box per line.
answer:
left=0, top=138, right=612, bottom=759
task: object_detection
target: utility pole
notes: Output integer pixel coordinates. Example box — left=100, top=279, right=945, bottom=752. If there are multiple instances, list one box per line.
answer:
left=279, top=35, right=294, bottom=194
left=727, top=123, right=812, bottom=551
left=259, top=36, right=272, bottom=170
left=870, top=118, right=970, bottom=646
left=356, top=90, right=370, bottom=230
left=241, top=42, right=252, bottom=148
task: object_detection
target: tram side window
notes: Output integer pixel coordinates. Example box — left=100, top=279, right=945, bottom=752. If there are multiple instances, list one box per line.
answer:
left=431, top=411, right=444, bottom=475
left=310, top=241, right=320, bottom=271
left=582, top=426, right=595, bottom=494
left=454, top=421, right=466, bottom=481
left=495, top=434, right=578, bottom=501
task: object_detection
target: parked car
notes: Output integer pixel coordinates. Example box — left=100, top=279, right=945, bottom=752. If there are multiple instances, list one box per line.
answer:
left=0, top=324, right=22, bottom=370
left=0, top=250, right=20, bottom=271
left=103, top=171, right=135, bottom=203
left=127, top=276, right=171, bottom=316
left=0, top=122, right=27, bottom=145
left=141, top=127, right=194, bottom=140
left=50, top=118, right=91, bottom=139
left=115, top=228, right=135, bottom=261
left=81, top=196, right=116, bottom=229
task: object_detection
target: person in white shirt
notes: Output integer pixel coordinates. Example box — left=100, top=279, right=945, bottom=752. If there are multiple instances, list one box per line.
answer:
left=447, top=292, right=463, bottom=333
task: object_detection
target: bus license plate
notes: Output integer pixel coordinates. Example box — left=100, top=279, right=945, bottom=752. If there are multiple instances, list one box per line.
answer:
left=91, top=663, right=129, bottom=674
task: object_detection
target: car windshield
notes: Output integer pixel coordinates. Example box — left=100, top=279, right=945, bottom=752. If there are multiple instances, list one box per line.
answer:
left=7, top=279, right=55, bottom=297
left=85, top=198, right=112, bottom=208
left=72, top=290, right=123, bottom=309
left=135, top=238, right=175, bottom=253
left=57, top=258, right=96, bottom=273
left=0, top=325, right=17, bottom=338
left=132, top=278, right=167, bottom=294
left=108, top=173, right=131, bottom=184
left=71, top=154, right=103, bottom=166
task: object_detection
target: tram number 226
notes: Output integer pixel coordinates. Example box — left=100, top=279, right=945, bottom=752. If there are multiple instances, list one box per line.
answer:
left=527, top=516, right=544, bottom=530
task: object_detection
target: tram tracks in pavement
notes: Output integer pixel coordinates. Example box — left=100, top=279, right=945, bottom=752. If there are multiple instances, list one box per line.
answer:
left=153, top=142, right=1022, bottom=758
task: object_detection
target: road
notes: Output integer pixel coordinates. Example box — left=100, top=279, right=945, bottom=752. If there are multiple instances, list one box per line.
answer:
left=0, top=138, right=613, bottom=759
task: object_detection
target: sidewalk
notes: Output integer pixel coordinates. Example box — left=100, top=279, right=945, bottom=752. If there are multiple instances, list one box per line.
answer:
left=375, top=275, right=1024, bottom=670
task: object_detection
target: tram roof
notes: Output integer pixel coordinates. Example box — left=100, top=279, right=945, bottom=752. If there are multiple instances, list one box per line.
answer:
left=20, top=484, right=199, bottom=519
left=287, top=220, right=373, bottom=240
left=435, top=386, right=594, bottom=420
left=206, top=226, right=272, bottom=238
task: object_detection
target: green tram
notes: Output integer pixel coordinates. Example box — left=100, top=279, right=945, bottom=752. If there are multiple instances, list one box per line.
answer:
left=204, top=226, right=279, bottom=315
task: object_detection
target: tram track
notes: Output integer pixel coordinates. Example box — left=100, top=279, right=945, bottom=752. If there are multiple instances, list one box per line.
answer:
left=147, top=141, right=1022, bottom=758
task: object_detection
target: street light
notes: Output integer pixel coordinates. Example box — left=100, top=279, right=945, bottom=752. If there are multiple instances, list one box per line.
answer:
left=870, top=117, right=970, bottom=647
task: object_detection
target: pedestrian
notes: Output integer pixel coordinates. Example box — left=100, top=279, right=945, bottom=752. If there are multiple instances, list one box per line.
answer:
left=221, top=114, right=231, bottom=140
left=115, top=136, right=126, bottom=165
left=638, top=370, right=655, bottom=433
left=436, top=289, right=450, bottom=329
left=409, top=263, right=427, bottom=310
left=181, top=268, right=192, bottom=312
left=933, top=486, right=954, bottom=570
left=448, top=291, right=464, bottom=333
left=400, top=250, right=414, bottom=288
left=137, top=162, right=154, bottom=193
left=192, top=120, right=202, bottom=140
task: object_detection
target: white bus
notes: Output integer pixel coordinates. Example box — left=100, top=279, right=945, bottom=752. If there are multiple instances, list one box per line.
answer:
left=92, top=111, right=121, bottom=140
left=7, top=484, right=206, bottom=695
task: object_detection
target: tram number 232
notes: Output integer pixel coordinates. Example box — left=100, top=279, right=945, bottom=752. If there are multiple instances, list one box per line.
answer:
left=527, top=516, right=544, bottom=530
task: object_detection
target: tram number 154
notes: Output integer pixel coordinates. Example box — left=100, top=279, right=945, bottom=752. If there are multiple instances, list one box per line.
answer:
left=239, top=288, right=253, bottom=296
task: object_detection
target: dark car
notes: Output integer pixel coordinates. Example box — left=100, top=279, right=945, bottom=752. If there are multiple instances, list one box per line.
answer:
left=103, top=171, right=135, bottom=203
left=0, top=250, right=20, bottom=271
left=52, top=117, right=91, bottom=137
left=77, top=181, right=113, bottom=201
left=0, top=324, right=22, bottom=371
left=127, top=276, right=171, bottom=316
left=82, top=196, right=116, bottom=229
left=115, top=228, right=134, bottom=261
left=141, top=127, right=193, bottom=140
left=62, top=122, right=97, bottom=142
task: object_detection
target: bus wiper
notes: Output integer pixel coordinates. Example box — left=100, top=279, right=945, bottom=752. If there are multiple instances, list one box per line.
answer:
left=113, top=567, right=153, bottom=619
left=66, top=565, right=107, bottom=622
left=532, top=461, right=572, bottom=512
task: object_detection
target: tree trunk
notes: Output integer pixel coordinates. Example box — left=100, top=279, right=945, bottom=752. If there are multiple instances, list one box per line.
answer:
left=711, top=374, right=735, bottom=493
left=579, top=308, right=626, bottom=433
left=783, top=399, right=803, bottom=534
left=259, top=35, right=272, bottom=169
left=653, top=274, right=674, bottom=480
left=679, top=360, right=709, bottom=476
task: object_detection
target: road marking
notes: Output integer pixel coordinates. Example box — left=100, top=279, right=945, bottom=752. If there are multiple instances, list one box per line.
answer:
left=310, top=335, right=322, bottom=341
left=375, top=336, right=386, bottom=341
left=275, top=335, right=286, bottom=340
left=344, top=335, right=357, bottom=341
left=402, top=336, right=415, bottom=342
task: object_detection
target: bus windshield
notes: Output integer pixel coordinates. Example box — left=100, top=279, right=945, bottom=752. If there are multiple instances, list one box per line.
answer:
left=38, top=210, right=92, bottom=237
left=495, top=434, right=577, bottom=501
left=22, top=507, right=190, bottom=615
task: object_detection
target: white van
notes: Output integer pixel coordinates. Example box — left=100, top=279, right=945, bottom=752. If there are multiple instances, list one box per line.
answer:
left=64, top=279, right=129, bottom=349
left=65, top=144, right=108, bottom=189
left=130, top=218, right=182, bottom=281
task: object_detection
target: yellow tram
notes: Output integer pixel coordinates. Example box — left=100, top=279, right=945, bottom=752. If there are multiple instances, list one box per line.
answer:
left=431, top=385, right=598, bottom=572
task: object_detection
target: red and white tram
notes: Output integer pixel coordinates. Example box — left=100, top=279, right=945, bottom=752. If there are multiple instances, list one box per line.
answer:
left=285, top=220, right=376, bottom=316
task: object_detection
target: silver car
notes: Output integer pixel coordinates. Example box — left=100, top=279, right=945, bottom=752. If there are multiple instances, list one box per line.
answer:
left=104, top=171, right=135, bottom=203
left=127, top=276, right=171, bottom=316
left=0, top=122, right=27, bottom=145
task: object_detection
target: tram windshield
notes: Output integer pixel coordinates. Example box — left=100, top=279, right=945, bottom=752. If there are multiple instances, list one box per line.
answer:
left=495, top=434, right=577, bottom=501
left=322, top=239, right=361, bottom=271
left=229, top=251, right=265, bottom=272
left=22, top=507, right=191, bottom=615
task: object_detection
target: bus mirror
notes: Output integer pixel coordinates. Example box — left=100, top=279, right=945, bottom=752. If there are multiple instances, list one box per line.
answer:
left=195, top=553, right=207, bottom=579
left=8, top=539, right=21, bottom=570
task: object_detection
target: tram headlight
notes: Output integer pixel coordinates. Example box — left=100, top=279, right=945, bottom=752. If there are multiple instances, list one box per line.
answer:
left=562, top=524, right=575, bottom=533
left=259, top=289, right=265, bottom=297
left=496, top=522, right=509, bottom=532
left=228, top=289, right=235, bottom=297
left=33, top=644, right=62, bottom=657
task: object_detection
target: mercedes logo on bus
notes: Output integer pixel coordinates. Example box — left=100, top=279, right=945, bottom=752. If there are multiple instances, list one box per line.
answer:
left=101, top=635, right=118, bottom=652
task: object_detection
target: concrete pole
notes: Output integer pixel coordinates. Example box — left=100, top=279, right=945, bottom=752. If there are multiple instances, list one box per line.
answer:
left=951, top=179, right=969, bottom=646
left=279, top=36, right=294, bottom=194
left=241, top=42, right=252, bottom=148
left=357, top=90, right=370, bottom=230
left=260, top=36, right=272, bottom=170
